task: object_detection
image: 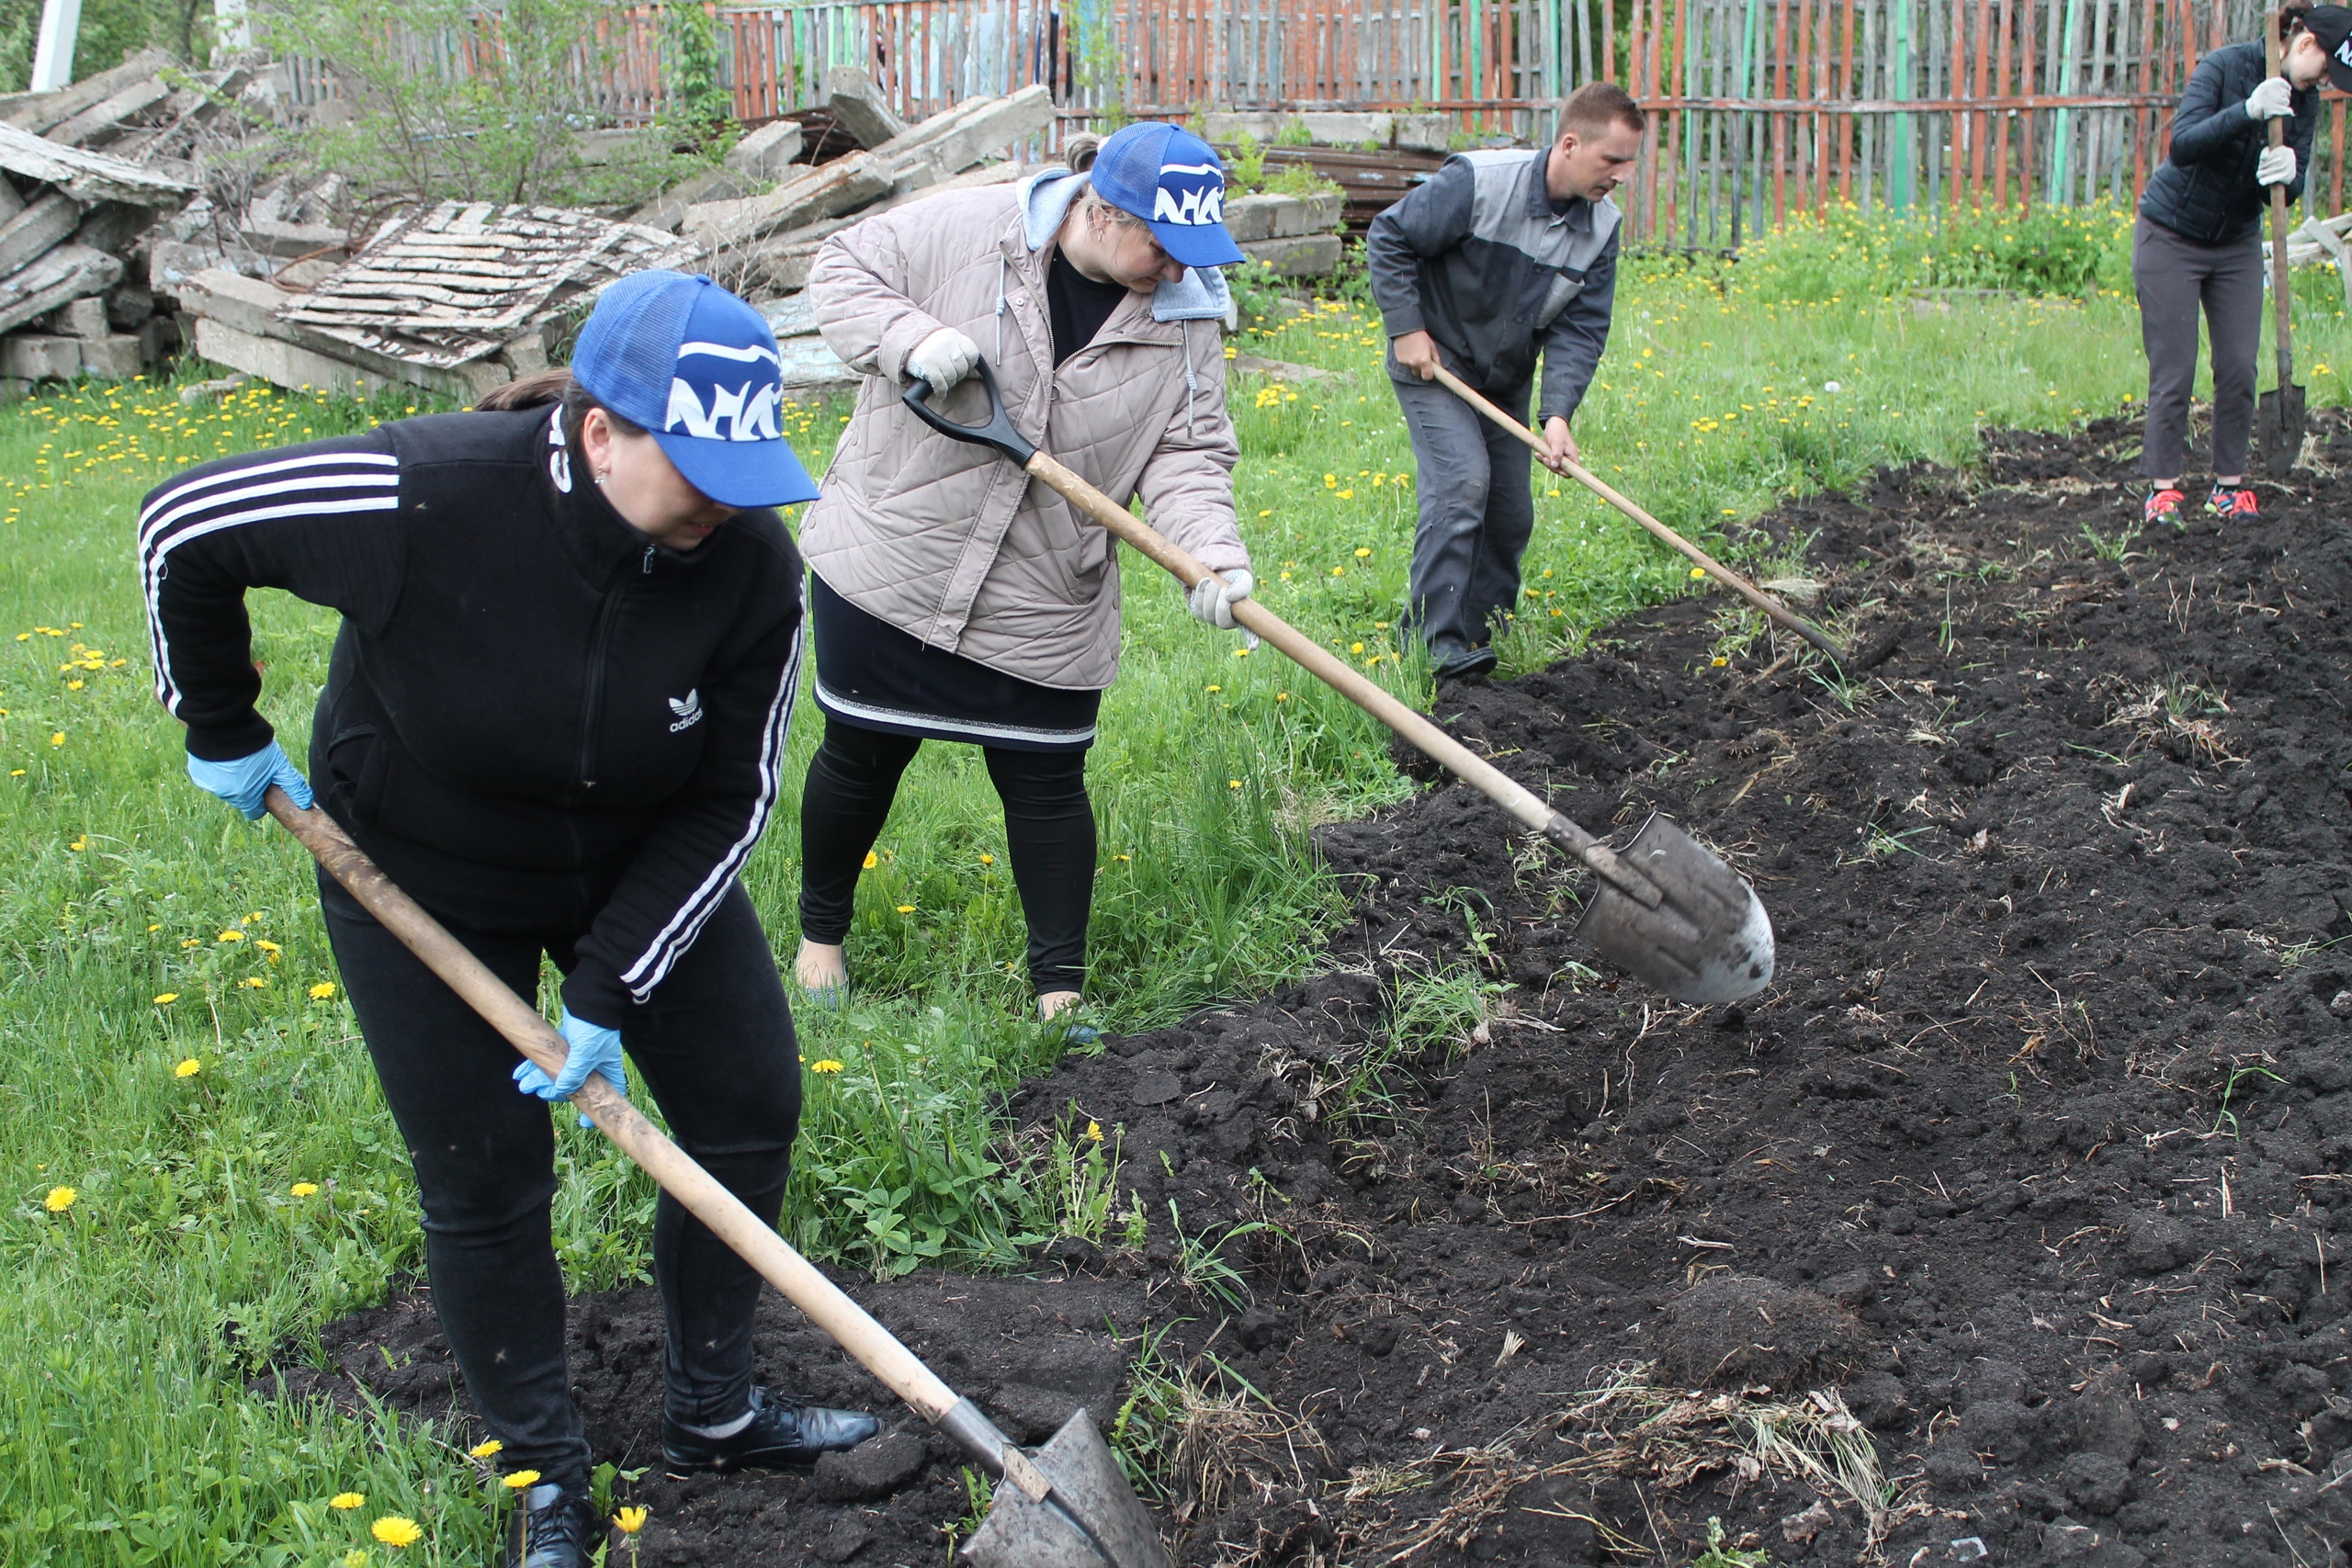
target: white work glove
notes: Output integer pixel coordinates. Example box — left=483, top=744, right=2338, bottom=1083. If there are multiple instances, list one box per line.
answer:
left=905, top=327, right=979, bottom=393
left=2245, top=75, right=2295, bottom=119
left=2258, top=143, right=2298, bottom=186
left=1186, top=569, right=1254, bottom=630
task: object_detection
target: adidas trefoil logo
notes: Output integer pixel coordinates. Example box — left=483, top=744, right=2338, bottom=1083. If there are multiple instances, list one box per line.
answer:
left=668, top=689, right=703, bottom=732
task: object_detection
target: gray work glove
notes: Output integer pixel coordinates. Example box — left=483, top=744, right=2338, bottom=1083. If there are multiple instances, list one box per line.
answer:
left=2258, top=143, right=2298, bottom=186
left=2246, top=75, right=2294, bottom=119
left=906, top=327, right=979, bottom=393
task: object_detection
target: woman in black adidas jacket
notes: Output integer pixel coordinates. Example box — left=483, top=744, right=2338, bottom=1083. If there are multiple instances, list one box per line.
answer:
left=141, top=273, right=875, bottom=1566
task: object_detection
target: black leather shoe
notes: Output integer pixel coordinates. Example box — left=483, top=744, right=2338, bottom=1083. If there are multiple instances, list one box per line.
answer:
left=662, top=1384, right=881, bottom=1474
left=1433, top=645, right=1498, bottom=682
left=505, top=1480, right=598, bottom=1568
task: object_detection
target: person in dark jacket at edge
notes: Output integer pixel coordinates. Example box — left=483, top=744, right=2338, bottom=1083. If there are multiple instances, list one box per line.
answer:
left=2134, top=5, right=2352, bottom=524
left=1367, top=81, right=1644, bottom=681
left=139, top=271, right=880, bottom=1568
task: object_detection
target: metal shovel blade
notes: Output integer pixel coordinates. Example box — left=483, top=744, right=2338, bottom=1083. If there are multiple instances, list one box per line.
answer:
left=959, top=1409, right=1172, bottom=1568
left=1576, top=813, right=1776, bottom=1005
left=2259, top=382, right=2307, bottom=479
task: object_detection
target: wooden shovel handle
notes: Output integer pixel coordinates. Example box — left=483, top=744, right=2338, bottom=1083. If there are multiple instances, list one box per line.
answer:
left=261, top=787, right=1055, bottom=1500
left=1426, top=365, right=1845, bottom=660
left=1023, top=452, right=1660, bottom=908
left=2267, top=15, right=2296, bottom=395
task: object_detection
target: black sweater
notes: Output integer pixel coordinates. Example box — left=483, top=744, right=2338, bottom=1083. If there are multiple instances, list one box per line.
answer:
left=2140, top=39, right=2320, bottom=247
left=140, top=404, right=806, bottom=1025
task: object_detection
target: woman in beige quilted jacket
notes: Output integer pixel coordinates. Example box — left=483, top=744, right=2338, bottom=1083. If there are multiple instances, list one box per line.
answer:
left=796, top=121, right=1254, bottom=1024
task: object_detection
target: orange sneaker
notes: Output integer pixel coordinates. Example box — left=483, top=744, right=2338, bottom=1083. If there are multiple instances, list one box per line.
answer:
left=2143, top=486, right=2186, bottom=525
left=2205, top=484, right=2258, bottom=519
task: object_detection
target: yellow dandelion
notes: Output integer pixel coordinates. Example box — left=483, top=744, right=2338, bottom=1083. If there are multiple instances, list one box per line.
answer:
left=43, top=1185, right=74, bottom=1212
left=1086, top=1121, right=1103, bottom=1142
left=861, top=851, right=878, bottom=869
left=1350, top=642, right=1364, bottom=654
left=895, top=904, right=915, bottom=914
left=1712, top=656, right=1729, bottom=668
left=330, top=1492, right=366, bottom=1510
left=238, top=976, right=266, bottom=989
left=175, top=1058, right=201, bottom=1077
left=1227, top=779, right=1242, bottom=789
left=291, top=1181, right=320, bottom=1197
left=309, top=981, right=336, bottom=1000
left=809, top=1059, right=844, bottom=1074
left=49, top=731, right=62, bottom=746
left=153, top=992, right=179, bottom=1004
left=502, top=1470, right=541, bottom=1490
left=978, top=852, right=995, bottom=865
left=370, top=1517, right=422, bottom=1547
left=616, top=1506, right=650, bottom=1534
left=67, top=836, right=85, bottom=852
left=469, top=1439, right=504, bottom=1459
left=254, top=939, right=280, bottom=953
left=1353, top=547, right=1371, bottom=558
left=217, top=930, right=243, bottom=942
left=1690, top=567, right=1706, bottom=580
left=1276, top=691, right=1291, bottom=702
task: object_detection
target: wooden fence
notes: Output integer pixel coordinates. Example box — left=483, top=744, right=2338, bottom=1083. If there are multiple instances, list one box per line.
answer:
left=292, top=0, right=2352, bottom=247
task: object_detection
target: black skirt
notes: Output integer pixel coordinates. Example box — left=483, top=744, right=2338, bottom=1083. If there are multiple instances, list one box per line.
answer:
left=808, top=573, right=1101, bottom=752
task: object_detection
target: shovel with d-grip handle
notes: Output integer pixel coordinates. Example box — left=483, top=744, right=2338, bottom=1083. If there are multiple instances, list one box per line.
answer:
left=2259, top=10, right=2308, bottom=478
left=261, top=785, right=1170, bottom=1568
left=900, top=362, right=1775, bottom=1005
left=1426, top=365, right=1847, bottom=661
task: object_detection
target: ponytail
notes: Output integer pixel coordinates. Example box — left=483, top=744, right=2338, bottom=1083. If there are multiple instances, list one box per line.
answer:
left=1063, top=132, right=1102, bottom=172
left=469, top=367, right=646, bottom=485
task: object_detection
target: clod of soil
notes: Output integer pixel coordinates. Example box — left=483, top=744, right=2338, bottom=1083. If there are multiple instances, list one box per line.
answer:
left=1655, top=1276, right=1866, bottom=1391
left=276, top=412, right=2352, bottom=1566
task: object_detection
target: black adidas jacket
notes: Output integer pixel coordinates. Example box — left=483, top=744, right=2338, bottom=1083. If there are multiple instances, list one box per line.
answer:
left=140, top=404, right=806, bottom=1025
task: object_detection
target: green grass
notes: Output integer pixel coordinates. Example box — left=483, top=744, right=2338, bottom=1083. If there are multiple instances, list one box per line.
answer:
left=5, top=222, right=2345, bottom=1560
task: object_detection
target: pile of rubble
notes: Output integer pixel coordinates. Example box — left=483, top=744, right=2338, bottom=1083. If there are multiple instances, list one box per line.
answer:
left=0, top=48, right=255, bottom=392
left=0, top=51, right=1351, bottom=403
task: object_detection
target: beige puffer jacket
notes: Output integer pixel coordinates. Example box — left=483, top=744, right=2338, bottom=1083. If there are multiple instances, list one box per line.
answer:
left=804, top=172, right=1246, bottom=691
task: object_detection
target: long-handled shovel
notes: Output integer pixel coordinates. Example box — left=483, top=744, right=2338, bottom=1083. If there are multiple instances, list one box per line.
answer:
left=900, top=364, right=1775, bottom=1005
left=262, top=786, right=1168, bottom=1568
left=2259, top=13, right=2308, bottom=478
left=1428, top=365, right=1846, bottom=660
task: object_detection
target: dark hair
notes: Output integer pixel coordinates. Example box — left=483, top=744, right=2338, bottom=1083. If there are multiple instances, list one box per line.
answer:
left=471, top=367, right=645, bottom=480
left=1560, top=82, right=1647, bottom=140
left=2278, top=5, right=2312, bottom=40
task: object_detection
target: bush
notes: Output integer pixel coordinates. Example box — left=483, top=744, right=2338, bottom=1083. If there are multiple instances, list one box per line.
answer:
left=261, top=0, right=708, bottom=207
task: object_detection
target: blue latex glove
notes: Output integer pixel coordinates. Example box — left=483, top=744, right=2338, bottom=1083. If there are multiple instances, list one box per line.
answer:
left=187, top=740, right=313, bottom=819
left=514, top=1009, right=628, bottom=1128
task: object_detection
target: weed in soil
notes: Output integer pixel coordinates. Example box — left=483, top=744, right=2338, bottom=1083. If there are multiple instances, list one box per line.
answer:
left=280, top=412, right=2352, bottom=1566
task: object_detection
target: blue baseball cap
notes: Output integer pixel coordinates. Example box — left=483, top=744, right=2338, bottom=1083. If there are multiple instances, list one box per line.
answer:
left=1088, top=121, right=1246, bottom=270
left=571, top=270, right=820, bottom=510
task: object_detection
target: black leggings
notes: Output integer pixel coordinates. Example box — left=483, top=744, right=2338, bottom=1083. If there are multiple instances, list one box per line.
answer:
left=322, top=876, right=800, bottom=1485
left=797, top=718, right=1095, bottom=992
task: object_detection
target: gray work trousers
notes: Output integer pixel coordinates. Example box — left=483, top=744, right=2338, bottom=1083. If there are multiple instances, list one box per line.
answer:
left=2132, top=216, right=2265, bottom=480
left=1395, top=372, right=1536, bottom=659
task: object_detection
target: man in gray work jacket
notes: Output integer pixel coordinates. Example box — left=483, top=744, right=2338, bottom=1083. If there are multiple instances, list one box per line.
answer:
left=1369, top=82, right=1643, bottom=680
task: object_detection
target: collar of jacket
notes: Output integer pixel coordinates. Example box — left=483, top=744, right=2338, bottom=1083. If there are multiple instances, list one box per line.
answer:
left=1523, top=156, right=1599, bottom=232
left=1015, top=167, right=1234, bottom=323
left=540, top=404, right=721, bottom=584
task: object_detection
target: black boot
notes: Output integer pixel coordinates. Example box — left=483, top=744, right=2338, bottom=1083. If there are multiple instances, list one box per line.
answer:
left=505, top=1480, right=599, bottom=1568
left=662, top=1384, right=880, bottom=1474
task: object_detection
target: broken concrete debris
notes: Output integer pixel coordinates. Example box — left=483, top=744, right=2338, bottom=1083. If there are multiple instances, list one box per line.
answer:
left=0, top=57, right=1342, bottom=402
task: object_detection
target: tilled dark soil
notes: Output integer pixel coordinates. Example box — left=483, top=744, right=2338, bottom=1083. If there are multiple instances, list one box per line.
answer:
left=280, top=413, right=2352, bottom=1567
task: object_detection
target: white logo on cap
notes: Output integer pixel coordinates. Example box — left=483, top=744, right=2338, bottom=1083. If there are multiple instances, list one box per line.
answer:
left=2336, top=34, right=2352, bottom=64
left=666, top=340, right=783, bottom=443
left=1152, top=163, right=1227, bottom=226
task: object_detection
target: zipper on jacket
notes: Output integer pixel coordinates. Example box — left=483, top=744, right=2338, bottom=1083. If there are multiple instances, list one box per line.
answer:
left=576, top=561, right=637, bottom=789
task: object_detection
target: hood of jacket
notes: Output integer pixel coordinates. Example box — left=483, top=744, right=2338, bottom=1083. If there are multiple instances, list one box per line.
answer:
left=1017, top=167, right=1233, bottom=323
